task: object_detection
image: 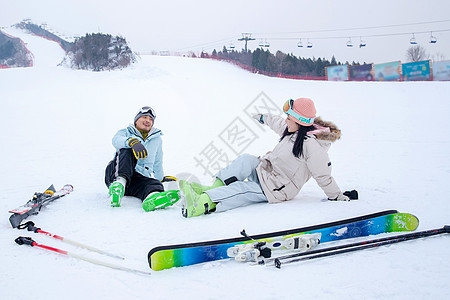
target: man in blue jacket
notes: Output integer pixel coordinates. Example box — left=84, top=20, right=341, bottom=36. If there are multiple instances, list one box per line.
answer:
left=105, top=106, right=179, bottom=209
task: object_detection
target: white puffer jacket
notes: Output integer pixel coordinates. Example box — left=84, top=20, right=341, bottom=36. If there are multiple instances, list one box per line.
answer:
left=256, top=114, right=344, bottom=203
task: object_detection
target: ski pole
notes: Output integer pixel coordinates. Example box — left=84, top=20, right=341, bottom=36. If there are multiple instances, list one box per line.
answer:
left=15, top=237, right=151, bottom=276
left=270, top=225, right=449, bottom=268
left=17, top=221, right=125, bottom=260
left=260, top=225, right=449, bottom=266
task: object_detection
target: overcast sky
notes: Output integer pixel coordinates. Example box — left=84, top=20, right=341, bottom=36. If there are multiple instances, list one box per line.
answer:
left=2, top=0, right=450, bottom=64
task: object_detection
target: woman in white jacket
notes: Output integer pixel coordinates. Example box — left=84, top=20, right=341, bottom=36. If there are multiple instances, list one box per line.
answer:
left=180, top=98, right=355, bottom=218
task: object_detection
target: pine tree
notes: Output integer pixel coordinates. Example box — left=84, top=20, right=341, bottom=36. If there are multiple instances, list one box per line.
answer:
left=331, top=56, right=337, bottom=65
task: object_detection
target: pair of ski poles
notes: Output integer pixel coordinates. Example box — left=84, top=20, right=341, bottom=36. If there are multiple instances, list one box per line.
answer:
left=256, top=225, right=449, bottom=268
left=15, top=221, right=151, bottom=276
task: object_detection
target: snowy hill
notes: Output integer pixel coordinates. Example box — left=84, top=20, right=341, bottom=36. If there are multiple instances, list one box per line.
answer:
left=1, top=26, right=66, bottom=67
left=0, top=29, right=449, bottom=299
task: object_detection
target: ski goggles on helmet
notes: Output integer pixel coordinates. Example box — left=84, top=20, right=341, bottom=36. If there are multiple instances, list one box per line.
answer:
left=138, top=106, right=156, bottom=119
left=283, top=99, right=315, bottom=125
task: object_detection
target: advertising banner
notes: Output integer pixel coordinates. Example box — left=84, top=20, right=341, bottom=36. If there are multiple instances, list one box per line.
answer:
left=349, top=64, right=374, bottom=81
left=402, top=60, right=431, bottom=81
left=326, top=64, right=349, bottom=81
left=374, top=61, right=401, bottom=81
left=432, top=60, right=450, bottom=81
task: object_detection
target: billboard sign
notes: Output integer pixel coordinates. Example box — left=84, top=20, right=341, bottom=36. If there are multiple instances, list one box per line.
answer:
left=402, top=60, right=431, bottom=81
left=432, top=60, right=450, bottom=81
left=349, top=64, right=374, bottom=81
left=326, top=64, right=349, bottom=81
left=374, top=61, right=401, bottom=81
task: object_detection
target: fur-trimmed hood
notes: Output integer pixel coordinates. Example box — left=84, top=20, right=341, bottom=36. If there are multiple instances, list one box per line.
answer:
left=309, top=117, right=341, bottom=142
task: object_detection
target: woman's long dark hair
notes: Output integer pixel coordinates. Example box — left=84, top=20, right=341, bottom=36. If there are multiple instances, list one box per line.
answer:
left=280, top=125, right=313, bottom=158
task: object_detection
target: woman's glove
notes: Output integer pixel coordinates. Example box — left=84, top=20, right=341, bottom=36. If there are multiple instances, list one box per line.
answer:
left=329, top=190, right=358, bottom=201
left=252, top=114, right=264, bottom=124
left=343, top=190, right=359, bottom=200
left=128, top=138, right=148, bottom=159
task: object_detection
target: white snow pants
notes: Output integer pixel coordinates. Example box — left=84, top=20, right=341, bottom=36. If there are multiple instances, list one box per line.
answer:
left=205, top=154, right=268, bottom=212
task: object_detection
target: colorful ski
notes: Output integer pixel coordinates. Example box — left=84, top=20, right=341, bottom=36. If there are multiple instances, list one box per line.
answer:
left=9, top=184, right=73, bottom=228
left=148, top=210, right=419, bottom=271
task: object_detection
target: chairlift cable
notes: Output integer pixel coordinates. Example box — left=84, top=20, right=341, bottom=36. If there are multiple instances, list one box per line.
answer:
left=253, top=19, right=450, bottom=35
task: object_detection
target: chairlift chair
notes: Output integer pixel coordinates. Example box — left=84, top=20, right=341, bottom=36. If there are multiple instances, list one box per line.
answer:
left=297, top=40, right=303, bottom=47
left=307, top=41, right=313, bottom=48
left=430, top=32, right=437, bottom=44
left=359, top=37, right=366, bottom=48
left=410, top=33, right=417, bottom=45
left=346, top=38, right=353, bottom=47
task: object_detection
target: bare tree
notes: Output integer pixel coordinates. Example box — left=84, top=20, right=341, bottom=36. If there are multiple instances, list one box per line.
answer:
left=430, top=52, right=446, bottom=62
left=406, top=45, right=428, bottom=62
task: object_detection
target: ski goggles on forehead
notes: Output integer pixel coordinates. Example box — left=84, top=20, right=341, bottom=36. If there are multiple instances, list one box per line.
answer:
left=283, top=99, right=315, bottom=125
left=138, top=106, right=156, bottom=118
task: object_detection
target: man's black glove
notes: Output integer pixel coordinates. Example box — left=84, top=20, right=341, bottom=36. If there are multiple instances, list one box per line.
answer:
left=128, top=138, right=148, bottom=159
left=161, top=176, right=177, bottom=182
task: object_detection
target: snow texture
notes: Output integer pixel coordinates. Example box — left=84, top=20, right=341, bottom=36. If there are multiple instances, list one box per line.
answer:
left=0, top=27, right=449, bottom=300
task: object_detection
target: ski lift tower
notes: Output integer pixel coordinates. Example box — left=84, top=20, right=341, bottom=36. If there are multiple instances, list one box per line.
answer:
left=238, top=33, right=255, bottom=52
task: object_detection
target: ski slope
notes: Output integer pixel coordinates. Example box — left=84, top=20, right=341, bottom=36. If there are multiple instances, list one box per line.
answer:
left=0, top=28, right=449, bottom=299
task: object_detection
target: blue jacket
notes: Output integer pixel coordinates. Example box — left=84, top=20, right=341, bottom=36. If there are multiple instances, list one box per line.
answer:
left=112, top=125, right=164, bottom=181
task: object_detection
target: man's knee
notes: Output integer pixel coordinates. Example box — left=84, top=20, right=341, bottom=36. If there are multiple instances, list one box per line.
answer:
left=117, top=148, right=134, bottom=159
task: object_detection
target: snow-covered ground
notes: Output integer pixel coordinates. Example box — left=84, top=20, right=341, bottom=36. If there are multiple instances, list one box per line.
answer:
left=0, top=28, right=449, bottom=299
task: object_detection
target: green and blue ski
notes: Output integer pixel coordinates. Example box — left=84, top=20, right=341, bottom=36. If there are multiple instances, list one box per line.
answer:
left=148, top=210, right=419, bottom=271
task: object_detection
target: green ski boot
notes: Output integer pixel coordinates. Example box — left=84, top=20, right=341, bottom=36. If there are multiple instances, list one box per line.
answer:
left=143, top=190, right=180, bottom=212
left=180, top=180, right=216, bottom=218
left=190, top=178, right=224, bottom=194
left=109, top=181, right=124, bottom=207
